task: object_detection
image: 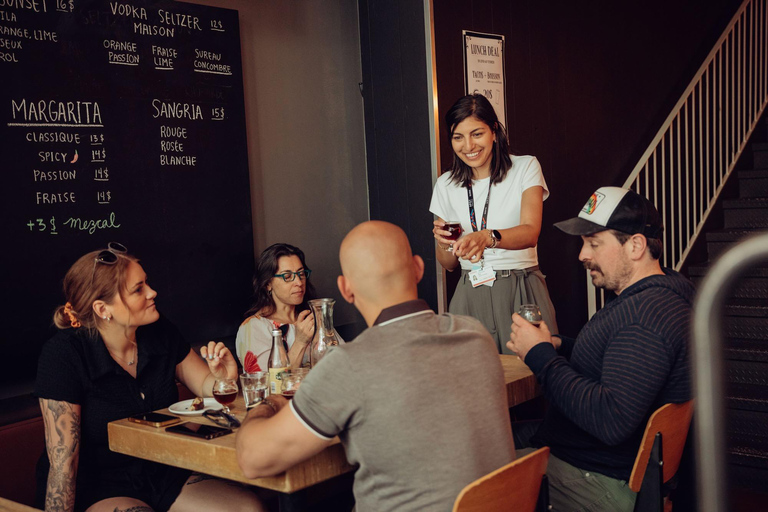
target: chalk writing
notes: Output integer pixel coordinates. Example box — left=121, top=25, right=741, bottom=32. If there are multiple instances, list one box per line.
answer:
left=63, top=211, right=121, bottom=234
left=11, top=99, right=103, bottom=125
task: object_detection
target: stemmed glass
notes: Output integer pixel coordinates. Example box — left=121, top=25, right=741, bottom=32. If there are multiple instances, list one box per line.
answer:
left=518, top=304, right=543, bottom=326
left=442, top=221, right=463, bottom=251
left=212, top=378, right=238, bottom=414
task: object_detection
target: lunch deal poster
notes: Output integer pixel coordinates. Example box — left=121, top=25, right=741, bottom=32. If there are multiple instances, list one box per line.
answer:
left=463, top=31, right=506, bottom=129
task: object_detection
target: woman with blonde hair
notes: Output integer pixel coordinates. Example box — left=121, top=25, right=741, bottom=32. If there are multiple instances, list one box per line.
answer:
left=35, top=243, right=266, bottom=512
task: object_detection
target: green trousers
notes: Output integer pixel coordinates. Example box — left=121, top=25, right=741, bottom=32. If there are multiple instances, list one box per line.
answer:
left=517, top=448, right=637, bottom=512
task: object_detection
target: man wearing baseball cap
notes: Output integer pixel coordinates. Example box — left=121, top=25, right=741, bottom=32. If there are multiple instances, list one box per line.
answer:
left=508, top=186, right=695, bottom=511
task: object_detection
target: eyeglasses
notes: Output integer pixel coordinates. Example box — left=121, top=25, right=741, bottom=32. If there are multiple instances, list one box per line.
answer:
left=273, top=269, right=311, bottom=282
left=203, top=409, right=241, bottom=429
left=90, top=242, right=128, bottom=288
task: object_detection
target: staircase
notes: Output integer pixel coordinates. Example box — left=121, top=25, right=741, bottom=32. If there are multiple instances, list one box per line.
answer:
left=687, top=116, right=768, bottom=495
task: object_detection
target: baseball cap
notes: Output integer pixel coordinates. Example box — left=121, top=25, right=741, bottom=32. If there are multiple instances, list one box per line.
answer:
left=554, top=186, right=664, bottom=239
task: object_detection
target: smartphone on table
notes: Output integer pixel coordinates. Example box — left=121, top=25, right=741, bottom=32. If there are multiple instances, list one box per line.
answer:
left=166, top=422, right=233, bottom=440
left=128, top=412, right=181, bottom=427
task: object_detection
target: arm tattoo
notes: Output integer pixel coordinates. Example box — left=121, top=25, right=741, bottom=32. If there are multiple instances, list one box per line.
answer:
left=40, top=398, right=81, bottom=512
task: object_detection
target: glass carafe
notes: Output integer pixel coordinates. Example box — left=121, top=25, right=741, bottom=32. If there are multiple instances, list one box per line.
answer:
left=309, top=298, right=341, bottom=367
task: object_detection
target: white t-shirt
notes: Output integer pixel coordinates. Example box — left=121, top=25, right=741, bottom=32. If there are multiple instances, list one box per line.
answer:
left=429, top=154, right=549, bottom=271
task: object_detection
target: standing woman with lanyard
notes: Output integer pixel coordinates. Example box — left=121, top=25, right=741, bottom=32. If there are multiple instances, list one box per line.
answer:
left=430, top=94, right=558, bottom=353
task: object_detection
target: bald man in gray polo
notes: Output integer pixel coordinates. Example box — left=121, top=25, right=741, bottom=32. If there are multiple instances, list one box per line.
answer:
left=236, top=221, right=515, bottom=511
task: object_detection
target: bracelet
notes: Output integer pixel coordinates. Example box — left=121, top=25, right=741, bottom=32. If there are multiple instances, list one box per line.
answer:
left=437, top=241, right=450, bottom=251
left=259, top=398, right=279, bottom=416
left=488, top=230, right=497, bottom=249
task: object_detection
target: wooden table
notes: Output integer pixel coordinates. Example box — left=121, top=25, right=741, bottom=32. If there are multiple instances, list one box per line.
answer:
left=500, top=354, right=541, bottom=408
left=108, top=397, right=352, bottom=493
left=108, top=355, right=539, bottom=494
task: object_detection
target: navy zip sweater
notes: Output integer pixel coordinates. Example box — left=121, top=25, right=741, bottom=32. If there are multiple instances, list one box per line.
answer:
left=525, top=268, right=695, bottom=481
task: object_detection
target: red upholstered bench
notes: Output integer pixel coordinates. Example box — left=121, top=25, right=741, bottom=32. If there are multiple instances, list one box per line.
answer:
left=0, top=383, right=194, bottom=508
left=0, top=394, right=45, bottom=508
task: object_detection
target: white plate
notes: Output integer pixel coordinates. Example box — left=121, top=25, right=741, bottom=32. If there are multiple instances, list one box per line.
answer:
left=168, top=398, right=223, bottom=416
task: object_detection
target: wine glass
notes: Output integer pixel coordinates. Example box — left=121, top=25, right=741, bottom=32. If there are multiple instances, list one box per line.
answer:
left=212, top=378, right=238, bottom=414
left=518, top=304, right=543, bottom=326
left=442, top=221, right=463, bottom=251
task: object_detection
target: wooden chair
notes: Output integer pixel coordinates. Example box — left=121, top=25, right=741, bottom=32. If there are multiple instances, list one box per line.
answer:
left=453, top=447, right=550, bottom=512
left=630, top=400, right=694, bottom=512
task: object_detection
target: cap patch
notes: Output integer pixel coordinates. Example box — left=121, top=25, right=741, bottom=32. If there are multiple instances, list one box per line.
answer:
left=582, top=191, right=605, bottom=216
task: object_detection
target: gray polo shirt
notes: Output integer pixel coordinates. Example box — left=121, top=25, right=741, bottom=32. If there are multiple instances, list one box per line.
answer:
left=291, top=300, right=515, bottom=511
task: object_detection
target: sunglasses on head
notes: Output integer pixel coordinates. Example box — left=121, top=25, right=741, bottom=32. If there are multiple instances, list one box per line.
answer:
left=273, top=269, right=311, bottom=282
left=90, top=242, right=128, bottom=287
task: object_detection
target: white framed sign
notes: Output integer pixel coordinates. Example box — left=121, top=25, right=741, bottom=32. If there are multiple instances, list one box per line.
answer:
left=463, top=31, right=506, bottom=129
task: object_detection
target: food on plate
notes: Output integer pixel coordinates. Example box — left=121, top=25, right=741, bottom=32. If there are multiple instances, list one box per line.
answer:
left=189, top=397, right=205, bottom=411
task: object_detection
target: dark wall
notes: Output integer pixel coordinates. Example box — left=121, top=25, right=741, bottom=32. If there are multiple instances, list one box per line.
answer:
left=433, top=0, right=743, bottom=334
left=358, top=0, right=438, bottom=309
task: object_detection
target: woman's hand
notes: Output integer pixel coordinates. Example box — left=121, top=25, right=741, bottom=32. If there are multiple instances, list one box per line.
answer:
left=452, top=230, right=489, bottom=263
left=432, top=219, right=453, bottom=249
left=287, top=311, right=314, bottom=369
left=294, top=310, right=315, bottom=347
left=201, top=341, right=238, bottom=380
left=433, top=218, right=460, bottom=271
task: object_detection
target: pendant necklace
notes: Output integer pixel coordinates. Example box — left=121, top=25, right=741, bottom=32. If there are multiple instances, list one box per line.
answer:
left=109, top=342, right=137, bottom=366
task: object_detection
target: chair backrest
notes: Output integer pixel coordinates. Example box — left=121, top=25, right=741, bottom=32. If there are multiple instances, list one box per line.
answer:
left=629, top=400, right=694, bottom=493
left=453, top=447, right=550, bottom=512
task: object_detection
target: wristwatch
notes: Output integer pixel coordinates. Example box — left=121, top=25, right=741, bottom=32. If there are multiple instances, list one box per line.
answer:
left=489, top=229, right=502, bottom=249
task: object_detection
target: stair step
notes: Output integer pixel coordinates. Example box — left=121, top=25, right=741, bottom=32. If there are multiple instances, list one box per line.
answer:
left=724, top=300, right=768, bottom=317
left=728, top=462, right=768, bottom=493
left=740, top=170, right=768, bottom=178
left=723, top=198, right=768, bottom=229
left=739, top=170, right=768, bottom=198
left=725, top=339, right=768, bottom=362
left=688, top=267, right=768, bottom=278
left=724, top=198, right=768, bottom=209
left=729, top=447, right=768, bottom=470
left=722, top=315, right=768, bottom=340
left=754, top=142, right=768, bottom=169
left=726, top=360, right=768, bottom=412
left=693, top=278, right=768, bottom=299
left=727, top=409, right=768, bottom=450
left=728, top=395, right=768, bottom=413
left=706, top=229, right=766, bottom=260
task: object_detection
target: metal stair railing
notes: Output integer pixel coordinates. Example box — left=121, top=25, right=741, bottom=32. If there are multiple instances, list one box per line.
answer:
left=588, top=0, right=768, bottom=316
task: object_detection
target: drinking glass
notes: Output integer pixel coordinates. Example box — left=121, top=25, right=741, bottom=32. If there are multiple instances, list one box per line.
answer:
left=240, top=371, right=269, bottom=409
left=281, top=369, right=308, bottom=398
left=212, top=378, right=238, bottom=414
left=442, top=221, right=463, bottom=251
left=518, top=304, right=543, bottom=326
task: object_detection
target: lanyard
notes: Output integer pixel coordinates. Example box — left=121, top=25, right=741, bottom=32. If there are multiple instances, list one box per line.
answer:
left=467, top=184, right=491, bottom=232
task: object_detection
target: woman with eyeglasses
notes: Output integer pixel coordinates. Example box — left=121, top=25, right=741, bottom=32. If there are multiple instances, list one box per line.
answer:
left=236, top=243, right=332, bottom=373
left=34, top=243, right=266, bottom=512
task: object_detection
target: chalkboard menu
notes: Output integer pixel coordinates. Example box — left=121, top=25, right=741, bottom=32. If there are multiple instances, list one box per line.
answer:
left=1, top=0, right=253, bottom=391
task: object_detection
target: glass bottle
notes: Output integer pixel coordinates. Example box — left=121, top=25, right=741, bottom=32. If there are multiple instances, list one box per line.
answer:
left=309, top=298, right=341, bottom=368
left=268, top=327, right=290, bottom=395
